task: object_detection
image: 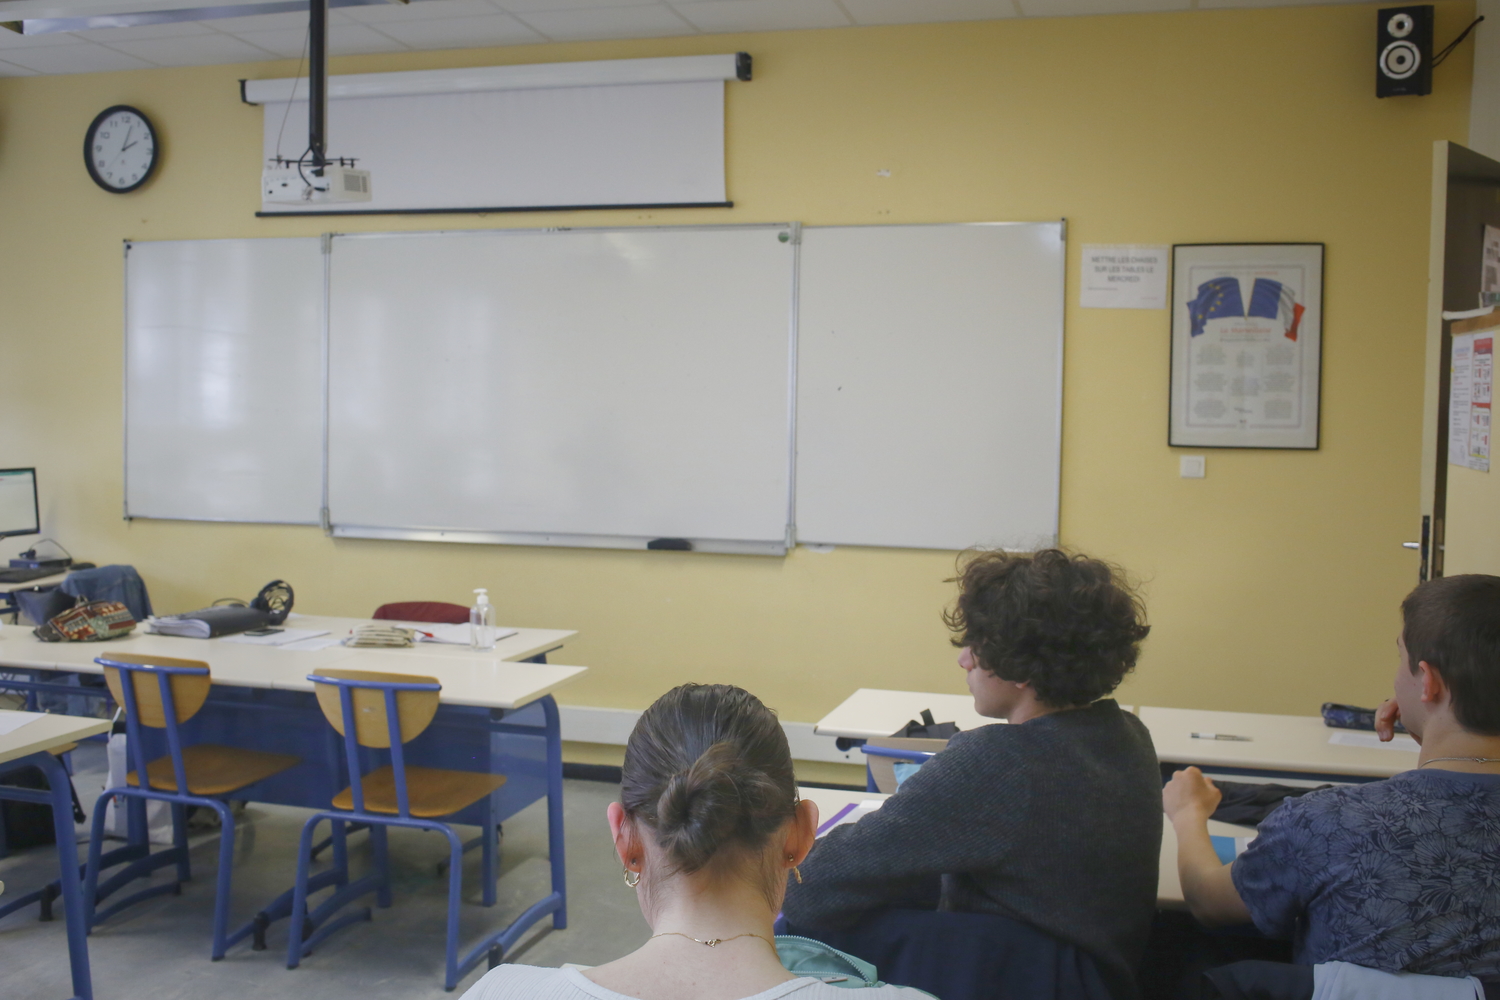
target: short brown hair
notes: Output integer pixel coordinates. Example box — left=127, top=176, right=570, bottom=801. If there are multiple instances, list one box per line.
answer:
left=943, top=548, right=1149, bottom=707
left=1401, top=574, right=1500, bottom=734
left=620, top=684, right=797, bottom=876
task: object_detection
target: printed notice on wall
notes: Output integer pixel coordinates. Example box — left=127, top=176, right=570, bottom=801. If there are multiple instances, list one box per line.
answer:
left=1450, top=330, right=1493, bottom=472
left=1483, top=227, right=1500, bottom=306
left=1080, top=245, right=1168, bottom=309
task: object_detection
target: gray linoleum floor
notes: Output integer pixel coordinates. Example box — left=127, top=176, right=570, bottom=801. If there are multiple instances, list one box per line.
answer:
left=1, top=744, right=651, bottom=1000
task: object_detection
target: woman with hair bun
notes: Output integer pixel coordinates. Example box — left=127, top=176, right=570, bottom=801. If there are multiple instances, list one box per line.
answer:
left=461, top=683, right=933, bottom=1000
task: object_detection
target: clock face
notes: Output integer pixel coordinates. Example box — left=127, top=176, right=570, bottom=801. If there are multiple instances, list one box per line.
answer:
left=84, top=105, right=158, bottom=193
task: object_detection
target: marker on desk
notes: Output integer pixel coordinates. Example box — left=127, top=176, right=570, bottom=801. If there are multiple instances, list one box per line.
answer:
left=1191, top=733, right=1252, bottom=741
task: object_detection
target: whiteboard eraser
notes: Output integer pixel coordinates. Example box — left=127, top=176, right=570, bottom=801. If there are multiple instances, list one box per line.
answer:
left=1180, top=455, right=1206, bottom=479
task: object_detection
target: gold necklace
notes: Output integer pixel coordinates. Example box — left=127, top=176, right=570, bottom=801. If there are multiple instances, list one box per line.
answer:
left=1420, top=756, right=1500, bottom=766
left=648, top=931, right=776, bottom=950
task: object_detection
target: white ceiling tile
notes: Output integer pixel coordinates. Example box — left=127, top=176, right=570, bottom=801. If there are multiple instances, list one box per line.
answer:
left=0, top=57, right=37, bottom=73
left=371, top=11, right=541, bottom=46
left=69, top=21, right=215, bottom=41
left=517, top=4, right=695, bottom=40
left=1016, top=0, right=1187, bottom=14
left=230, top=22, right=410, bottom=57
left=0, top=26, right=91, bottom=47
left=103, top=32, right=279, bottom=65
left=840, top=0, right=1017, bottom=26
left=0, top=42, right=153, bottom=72
left=340, top=0, right=501, bottom=22
left=199, top=10, right=332, bottom=33
left=670, top=0, right=850, bottom=33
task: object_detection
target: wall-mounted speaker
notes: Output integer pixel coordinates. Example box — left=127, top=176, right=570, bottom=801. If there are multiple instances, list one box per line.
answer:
left=1377, top=5, right=1433, bottom=98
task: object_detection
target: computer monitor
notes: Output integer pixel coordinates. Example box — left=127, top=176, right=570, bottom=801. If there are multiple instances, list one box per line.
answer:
left=0, top=468, right=40, bottom=539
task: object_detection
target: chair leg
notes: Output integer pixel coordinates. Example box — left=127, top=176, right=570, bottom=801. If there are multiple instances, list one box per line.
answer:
left=82, top=792, right=113, bottom=931
left=171, top=803, right=191, bottom=883
left=372, top=825, right=392, bottom=909
left=285, top=816, right=321, bottom=970
left=209, top=801, right=236, bottom=961
left=443, top=828, right=464, bottom=991
left=481, top=806, right=498, bottom=908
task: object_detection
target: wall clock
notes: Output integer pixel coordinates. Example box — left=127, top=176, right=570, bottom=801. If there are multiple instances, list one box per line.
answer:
left=84, top=105, right=158, bottom=194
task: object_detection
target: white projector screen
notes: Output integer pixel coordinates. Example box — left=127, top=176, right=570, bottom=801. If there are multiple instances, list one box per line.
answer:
left=124, top=238, right=325, bottom=525
left=325, top=226, right=796, bottom=553
left=259, top=80, right=727, bottom=214
left=795, top=223, right=1066, bottom=551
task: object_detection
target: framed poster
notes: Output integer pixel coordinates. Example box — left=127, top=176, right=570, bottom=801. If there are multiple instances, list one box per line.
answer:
left=1169, top=243, right=1323, bottom=449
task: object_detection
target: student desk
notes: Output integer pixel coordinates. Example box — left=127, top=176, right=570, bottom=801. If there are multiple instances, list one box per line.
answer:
left=0, top=710, right=112, bottom=1000
left=1139, top=705, right=1417, bottom=782
left=812, top=689, right=1004, bottom=747
left=0, top=617, right=584, bottom=962
left=796, top=786, right=1257, bottom=910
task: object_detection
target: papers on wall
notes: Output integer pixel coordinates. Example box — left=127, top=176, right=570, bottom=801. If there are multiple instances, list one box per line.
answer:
left=1328, top=731, right=1420, bottom=752
left=1450, top=330, right=1493, bottom=473
left=815, top=800, right=884, bottom=837
left=1483, top=226, right=1500, bottom=306
left=0, top=711, right=43, bottom=738
left=221, top=628, right=330, bottom=647
left=1080, top=245, right=1168, bottom=309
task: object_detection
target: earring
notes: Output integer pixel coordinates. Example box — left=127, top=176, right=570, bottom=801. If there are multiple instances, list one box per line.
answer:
left=624, top=866, right=641, bottom=888
left=788, top=856, right=803, bottom=884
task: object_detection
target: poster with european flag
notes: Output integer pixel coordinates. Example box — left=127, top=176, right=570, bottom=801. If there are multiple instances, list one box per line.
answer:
left=1169, top=244, right=1323, bottom=449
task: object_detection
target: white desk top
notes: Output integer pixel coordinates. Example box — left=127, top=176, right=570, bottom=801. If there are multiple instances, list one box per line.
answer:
left=0, top=615, right=585, bottom=712
left=1140, top=705, right=1417, bottom=779
left=0, top=570, right=69, bottom=595
left=812, top=689, right=1004, bottom=740
left=796, top=784, right=1248, bottom=908
left=0, top=710, right=110, bottom=768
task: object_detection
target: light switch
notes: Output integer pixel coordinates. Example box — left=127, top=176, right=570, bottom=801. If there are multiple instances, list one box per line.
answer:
left=1180, top=455, right=1206, bottom=479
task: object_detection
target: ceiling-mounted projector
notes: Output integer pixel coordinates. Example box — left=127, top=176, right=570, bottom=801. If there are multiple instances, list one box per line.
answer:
left=262, top=159, right=371, bottom=204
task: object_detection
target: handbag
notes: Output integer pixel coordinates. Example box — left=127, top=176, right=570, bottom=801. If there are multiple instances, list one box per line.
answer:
left=33, top=600, right=136, bottom=643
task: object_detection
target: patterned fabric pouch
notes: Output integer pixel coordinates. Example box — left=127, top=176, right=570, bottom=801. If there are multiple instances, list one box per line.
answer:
left=34, top=600, right=137, bottom=642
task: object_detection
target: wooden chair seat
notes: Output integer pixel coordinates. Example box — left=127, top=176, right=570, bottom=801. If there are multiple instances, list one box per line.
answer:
left=332, top=765, right=506, bottom=818
left=128, top=744, right=299, bottom=796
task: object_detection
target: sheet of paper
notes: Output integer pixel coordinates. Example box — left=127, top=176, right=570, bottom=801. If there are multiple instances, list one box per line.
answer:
left=413, top=623, right=520, bottom=645
left=1328, top=731, right=1419, bottom=752
left=221, top=628, right=331, bottom=646
left=1483, top=226, right=1500, bottom=306
left=1449, top=331, right=1493, bottom=472
left=277, top=634, right=349, bottom=652
left=1080, top=245, right=1168, bottom=309
left=815, top=800, right=883, bottom=837
left=0, top=711, right=44, bottom=738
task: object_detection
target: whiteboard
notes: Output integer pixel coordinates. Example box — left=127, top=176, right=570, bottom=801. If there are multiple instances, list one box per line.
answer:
left=326, top=226, right=796, bottom=552
left=795, top=223, right=1065, bottom=550
left=124, top=238, right=324, bottom=524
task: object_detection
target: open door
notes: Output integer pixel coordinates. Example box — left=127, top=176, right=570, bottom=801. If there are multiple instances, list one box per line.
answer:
left=1422, top=142, right=1500, bottom=578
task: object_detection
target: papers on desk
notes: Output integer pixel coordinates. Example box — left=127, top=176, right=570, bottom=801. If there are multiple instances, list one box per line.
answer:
left=411, top=623, right=519, bottom=646
left=221, top=628, right=331, bottom=647
left=0, top=711, right=43, bottom=738
left=1328, top=731, right=1420, bottom=752
left=816, top=800, right=883, bottom=837
left=278, top=634, right=348, bottom=652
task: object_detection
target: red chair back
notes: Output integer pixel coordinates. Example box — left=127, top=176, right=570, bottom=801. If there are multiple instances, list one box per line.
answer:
left=371, top=601, right=470, bottom=624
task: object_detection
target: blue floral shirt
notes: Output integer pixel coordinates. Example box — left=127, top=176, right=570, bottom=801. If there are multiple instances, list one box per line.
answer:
left=1231, top=768, right=1500, bottom=976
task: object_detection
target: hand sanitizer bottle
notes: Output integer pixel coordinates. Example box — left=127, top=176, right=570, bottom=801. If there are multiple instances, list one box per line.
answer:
left=470, top=588, right=496, bottom=651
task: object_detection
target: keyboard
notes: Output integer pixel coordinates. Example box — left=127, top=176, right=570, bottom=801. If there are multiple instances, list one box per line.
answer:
left=0, top=567, right=63, bottom=584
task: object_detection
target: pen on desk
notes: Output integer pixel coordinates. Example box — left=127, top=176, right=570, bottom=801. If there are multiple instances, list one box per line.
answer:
left=1191, top=732, right=1252, bottom=741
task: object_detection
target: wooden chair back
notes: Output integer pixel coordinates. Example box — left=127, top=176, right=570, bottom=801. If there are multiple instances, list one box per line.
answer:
left=99, top=654, right=212, bottom=727
left=311, top=669, right=441, bottom=748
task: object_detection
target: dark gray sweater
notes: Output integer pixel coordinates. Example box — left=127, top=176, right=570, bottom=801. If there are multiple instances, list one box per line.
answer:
left=783, top=700, right=1161, bottom=992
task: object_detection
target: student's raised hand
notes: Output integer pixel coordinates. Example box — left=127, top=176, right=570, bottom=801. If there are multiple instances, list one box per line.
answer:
left=1374, top=698, right=1418, bottom=744
left=1162, top=766, right=1221, bottom=824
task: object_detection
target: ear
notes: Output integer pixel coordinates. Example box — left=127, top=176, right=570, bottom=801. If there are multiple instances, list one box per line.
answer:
left=782, top=798, right=820, bottom=867
left=608, top=802, right=640, bottom=870
left=1417, top=660, right=1449, bottom=706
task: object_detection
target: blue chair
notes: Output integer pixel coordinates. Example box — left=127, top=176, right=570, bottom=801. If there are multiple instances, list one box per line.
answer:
left=285, top=669, right=508, bottom=991
left=84, top=654, right=299, bottom=959
left=859, top=743, right=938, bottom=793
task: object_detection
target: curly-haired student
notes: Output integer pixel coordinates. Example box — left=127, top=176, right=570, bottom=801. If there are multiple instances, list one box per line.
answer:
left=782, top=549, right=1162, bottom=998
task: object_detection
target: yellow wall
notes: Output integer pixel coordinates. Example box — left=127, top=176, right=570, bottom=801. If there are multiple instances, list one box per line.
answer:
left=0, top=4, right=1472, bottom=742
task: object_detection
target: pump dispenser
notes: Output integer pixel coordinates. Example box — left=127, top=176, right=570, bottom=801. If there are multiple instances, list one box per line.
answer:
left=470, top=588, right=496, bottom=651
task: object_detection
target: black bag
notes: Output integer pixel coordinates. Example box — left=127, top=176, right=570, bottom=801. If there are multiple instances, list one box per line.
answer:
left=0, top=764, right=85, bottom=850
left=892, top=708, right=961, bottom=740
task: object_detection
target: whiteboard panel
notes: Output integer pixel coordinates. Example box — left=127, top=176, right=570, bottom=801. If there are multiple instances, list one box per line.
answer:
left=795, top=223, right=1065, bottom=551
left=261, top=81, right=725, bottom=214
left=125, top=238, right=324, bottom=524
left=327, top=226, right=795, bottom=548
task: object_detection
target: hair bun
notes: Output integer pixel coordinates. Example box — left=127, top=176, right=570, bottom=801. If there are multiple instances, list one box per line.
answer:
left=655, top=741, right=745, bottom=873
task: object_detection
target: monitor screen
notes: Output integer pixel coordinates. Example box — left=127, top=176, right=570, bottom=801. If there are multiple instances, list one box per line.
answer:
left=0, top=468, right=40, bottom=538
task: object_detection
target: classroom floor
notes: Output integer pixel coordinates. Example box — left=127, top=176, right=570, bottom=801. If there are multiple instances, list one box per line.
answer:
left=1, top=744, right=650, bottom=1000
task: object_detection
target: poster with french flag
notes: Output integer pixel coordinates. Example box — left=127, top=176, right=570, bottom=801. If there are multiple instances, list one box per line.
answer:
left=1170, top=244, right=1323, bottom=449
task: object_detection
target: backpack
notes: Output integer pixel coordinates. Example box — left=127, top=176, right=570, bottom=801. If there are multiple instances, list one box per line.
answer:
left=776, top=934, right=932, bottom=993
